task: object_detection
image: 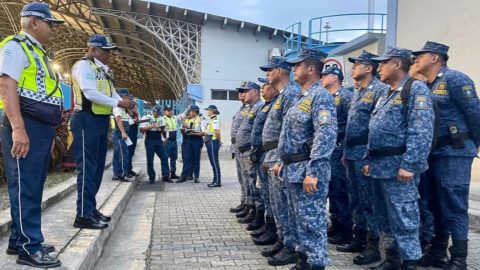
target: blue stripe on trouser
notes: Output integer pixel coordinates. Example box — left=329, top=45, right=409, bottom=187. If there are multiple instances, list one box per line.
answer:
left=166, top=140, right=178, bottom=172
left=145, top=137, right=170, bottom=179
left=206, top=140, right=221, bottom=184
left=127, top=124, right=138, bottom=172
left=181, top=137, right=194, bottom=176
left=112, top=130, right=129, bottom=178
left=328, top=151, right=353, bottom=228
left=2, top=117, right=54, bottom=255
left=181, top=137, right=203, bottom=179
left=256, top=161, right=270, bottom=214
left=71, top=111, right=109, bottom=218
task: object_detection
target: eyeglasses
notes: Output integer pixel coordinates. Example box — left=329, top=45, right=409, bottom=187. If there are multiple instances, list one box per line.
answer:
left=33, top=17, right=56, bottom=29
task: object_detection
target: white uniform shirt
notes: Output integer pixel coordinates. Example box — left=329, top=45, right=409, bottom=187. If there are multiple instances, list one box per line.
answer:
left=140, top=115, right=165, bottom=141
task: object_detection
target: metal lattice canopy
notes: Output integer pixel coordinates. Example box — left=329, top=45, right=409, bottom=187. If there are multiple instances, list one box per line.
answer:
left=0, top=0, right=287, bottom=102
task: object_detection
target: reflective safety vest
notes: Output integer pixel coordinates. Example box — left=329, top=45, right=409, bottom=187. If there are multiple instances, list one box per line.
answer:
left=205, top=116, right=220, bottom=141
left=72, top=57, right=113, bottom=115
left=110, top=109, right=130, bottom=131
left=0, top=32, right=63, bottom=126
left=163, top=115, right=178, bottom=141
left=144, top=115, right=164, bottom=140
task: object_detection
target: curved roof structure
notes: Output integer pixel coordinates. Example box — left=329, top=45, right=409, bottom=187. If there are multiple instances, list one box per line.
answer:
left=0, top=0, right=287, bottom=102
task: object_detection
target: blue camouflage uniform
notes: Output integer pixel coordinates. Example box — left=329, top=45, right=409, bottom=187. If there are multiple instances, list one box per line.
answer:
left=260, top=58, right=300, bottom=248
left=278, top=47, right=337, bottom=267
left=321, top=67, right=354, bottom=230
left=412, top=42, right=480, bottom=241
left=344, top=50, right=387, bottom=239
left=366, top=46, right=435, bottom=260
left=236, top=82, right=264, bottom=207
left=231, top=104, right=249, bottom=204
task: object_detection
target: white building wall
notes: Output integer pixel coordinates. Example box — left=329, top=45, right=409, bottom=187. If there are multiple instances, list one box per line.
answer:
left=199, top=22, right=285, bottom=148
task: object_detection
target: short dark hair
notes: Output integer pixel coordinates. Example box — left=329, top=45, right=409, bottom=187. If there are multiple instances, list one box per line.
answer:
left=212, top=109, right=220, bottom=115
left=433, top=53, right=449, bottom=65
left=397, top=58, right=411, bottom=73
left=303, top=59, right=325, bottom=77
left=364, top=61, right=378, bottom=76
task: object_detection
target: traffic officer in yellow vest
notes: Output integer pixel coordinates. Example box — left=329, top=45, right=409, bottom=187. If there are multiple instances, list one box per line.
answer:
left=71, top=34, right=136, bottom=230
left=111, top=88, right=134, bottom=182
left=204, top=105, right=222, bottom=187
left=163, top=104, right=180, bottom=179
left=0, top=2, right=64, bottom=267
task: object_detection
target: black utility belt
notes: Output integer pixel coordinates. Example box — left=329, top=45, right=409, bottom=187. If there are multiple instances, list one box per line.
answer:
left=336, top=133, right=345, bottom=146
left=263, top=141, right=278, bottom=151
left=231, top=137, right=236, bottom=144
left=238, top=146, right=251, bottom=153
left=368, top=146, right=406, bottom=158
left=346, top=135, right=368, bottom=147
left=281, top=153, right=310, bottom=165
left=436, top=132, right=470, bottom=150
left=250, top=146, right=264, bottom=163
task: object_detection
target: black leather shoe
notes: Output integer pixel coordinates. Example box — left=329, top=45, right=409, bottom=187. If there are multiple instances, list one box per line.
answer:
left=246, top=209, right=265, bottom=231
left=310, top=267, right=325, bottom=270
left=368, top=249, right=401, bottom=270
left=238, top=206, right=256, bottom=223
left=119, top=176, right=133, bottom=182
left=194, top=178, right=200, bottom=183
left=170, top=172, right=180, bottom=179
left=162, top=177, right=173, bottom=183
left=251, top=223, right=269, bottom=237
left=328, top=223, right=353, bottom=245
left=17, top=249, right=62, bottom=268
left=236, top=205, right=250, bottom=218
left=94, top=211, right=111, bottom=222
left=336, top=230, right=368, bottom=253
left=149, top=178, right=155, bottom=184
left=289, top=252, right=309, bottom=270
left=186, top=175, right=194, bottom=180
left=261, top=238, right=283, bottom=257
left=267, top=245, right=298, bottom=266
left=73, top=216, right=108, bottom=230
left=230, top=203, right=245, bottom=213
left=252, top=229, right=278, bottom=245
left=354, top=237, right=381, bottom=265
left=401, top=260, right=417, bottom=270
left=112, top=175, right=120, bottom=181
left=128, top=170, right=139, bottom=176
left=6, top=244, right=55, bottom=255
left=176, top=178, right=187, bottom=183
left=208, top=183, right=221, bottom=187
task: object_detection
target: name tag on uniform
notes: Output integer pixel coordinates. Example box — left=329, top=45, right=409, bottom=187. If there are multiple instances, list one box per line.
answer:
left=273, top=98, right=282, bottom=110
left=390, top=94, right=402, bottom=104
left=361, top=92, right=374, bottom=103
left=297, top=97, right=313, bottom=114
left=262, top=105, right=270, bottom=113
left=319, top=110, right=331, bottom=124
left=433, top=82, right=449, bottom=95
left=415, top=95, right=427, bottom=110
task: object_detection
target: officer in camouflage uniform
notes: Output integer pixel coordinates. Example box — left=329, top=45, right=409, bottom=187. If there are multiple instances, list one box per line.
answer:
left=413, top=41, right=480, bottom=270
left=338, top=50, right=387, bottom=266
left=278, top=47, right=337, bottom=270
left=319, top=67, right=354, bottom=245
left=257, top=56, right=301, bottom=264
left=235, top=82, right=265, bottom=224
left=363, top=46, right=435, bottom=270
left=229, top=94, right=249, bottom=215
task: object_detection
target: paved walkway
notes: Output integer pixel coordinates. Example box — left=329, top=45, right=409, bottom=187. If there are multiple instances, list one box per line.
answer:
left=97, top=146, right=480, bottom=270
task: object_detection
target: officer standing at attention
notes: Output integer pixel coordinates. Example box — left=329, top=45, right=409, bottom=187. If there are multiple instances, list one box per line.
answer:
left=177, top=105, right=205, bottom=183
left=413, top=41, right=480, bottom=270
left=163, top=104, right=180, bottom=180
left=235, top=82, right=264, bottom=224
left=319, top=67, right=354, bottom=245
left=229, top=94, right=250, bottom=214
left=127, top=102, right=142, bottom=178
left=258, top=56, right=301, bottom=265
left=204, top=105, right=222, bottom=187
left=278, top=47, right=337, bottom=270
left=71, top=34, right=136, bottom=229
left=0, top=2, right=64, bottom=267
left=111, top=88, right=134, bottom=182
left=362, top=46, right=435, bottom=270
left=337, top=50, right=387, bottom=266
left=248, top=78, right=278, bottom=244
left=140, top=105, right=170, bottom=184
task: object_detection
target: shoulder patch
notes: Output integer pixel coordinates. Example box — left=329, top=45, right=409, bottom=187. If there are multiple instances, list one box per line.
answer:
left=248, top=109, right=254, bottom=117
left=334, top=96, right=341, bottom=106
left=297, top=97, right=313, bottom=114
left=273, top=98, right=282, bottom=110
left=415, top=95, right=427, bottom=110
left=462, top=85, right=475, bottom=98
left=0, top=49, right=12, bottom=57
left=85, top=73, right=95, bottom=81
left=361, top=91, right=374, bottom=103
left=261, top=105, right=270, bottom=113
left=241, top=108, right=249, bottom=115
left=318, top=110, right=332, bottom=124
left=433, top=82, right=449, bottom=95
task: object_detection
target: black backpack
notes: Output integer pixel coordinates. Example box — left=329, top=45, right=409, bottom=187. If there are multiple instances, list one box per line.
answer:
left=401, top=78, right=440, bottom=153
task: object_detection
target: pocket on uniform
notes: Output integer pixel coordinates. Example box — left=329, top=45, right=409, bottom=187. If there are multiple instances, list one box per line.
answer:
left=441, top=180, right=469, bottom=213
left=390, top=192, right=419, bottom=232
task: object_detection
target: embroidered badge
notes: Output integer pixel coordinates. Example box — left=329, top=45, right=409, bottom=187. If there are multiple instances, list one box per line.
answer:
left=390, top=93, right=403, bottom=104
left=241, top=108, right=249, bottom=115
left=0, top=49, right=12, bottom=56
left=462, top=85, right=475, bottom=98
left=297, top=97, right=313, bottom=114
left=433, top=82, right=449, bottom=95
left=85, top=73, right=95, bottom=81
left=334, top=96, right=341, bottom=106
left=273, top=98, right=282, bottom=110
left=361, top=92, right=374, bottom=103
left=415, top=95, right=427, bottom=110
left=248, top=109, right=254, bottom=117
left=262, top=105, right=270, bottom=113
left=319, top=110, right=332, bottom=124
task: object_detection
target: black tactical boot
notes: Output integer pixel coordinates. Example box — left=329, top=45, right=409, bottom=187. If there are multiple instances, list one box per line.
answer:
left=368, top=249, right=402, bottom=270
left=252, top=228, right=278, bottom=245
left=418, top=232, right=449, bottom=268
left=246, top=209, right=265, bottom=231
left=267, top=245, right=298, bottom=266
left=170, top=171, right=180, bottom=179
left=250, top=223, right=269, bottom=237
left=186, top=174, right=194, bottom=180
left=443, top=240, right=468, bottom=270
left=327, top=218, right=342, bottom=237
left=162, top=176, right=173, bottom=183
left=238, top=206, right=256, bottom=223
left=327, top=223, right=353, bottom=244
left=261, top=238, right=284, bottom=257
left=402, top=260, right=417, bottom=270
left=289, top=252, right=309, bottom=270
left=336, top=230, right=367, bottom=252
left=420, top=238, right=430, bottom=255
left=236, top=205, right=250, bottom=218
left=230, top=203, right=245, bottom=213
left=353, top=237, right=381, bottom=265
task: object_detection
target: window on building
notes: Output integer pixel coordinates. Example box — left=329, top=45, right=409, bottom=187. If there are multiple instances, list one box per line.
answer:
left=229, top=91, right=240, bottom=101
left=211, top=90, right=228, bottom=100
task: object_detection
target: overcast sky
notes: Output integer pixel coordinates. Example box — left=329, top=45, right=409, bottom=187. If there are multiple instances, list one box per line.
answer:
left=149, top=0, right=388, bottom=42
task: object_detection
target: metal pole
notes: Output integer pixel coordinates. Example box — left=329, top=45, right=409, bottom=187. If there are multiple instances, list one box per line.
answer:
left=368, top=0, right=375, bottom=32
left=324, top=22, right=331, bottom=44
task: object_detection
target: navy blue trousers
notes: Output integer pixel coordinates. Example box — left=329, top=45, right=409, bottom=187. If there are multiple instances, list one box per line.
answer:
left=112, top=130, right=129, bottom=178
left=205, top=140, right=221, bottom=184
left=144, top=137, right=169, bottom=179
left=2, top=117, right=54, bottom=255
left=181, top=137, right=193, bottom=176
left=71, top=111, right=109, bottom=218
left=165, top=140, right=178, bottom=173
left=181, top=136, right=203, bottom=179
left=127, top=124, right=138, bottom=172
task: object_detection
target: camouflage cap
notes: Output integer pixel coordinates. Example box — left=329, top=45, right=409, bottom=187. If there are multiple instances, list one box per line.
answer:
left=321, top=66, right=344, bottom=80
left=412, top=41, right=449, bottom=56
left=348, top=50, right=379, bottom=63
left=286, top=47, right=328, bottom=65
left=258, top=77, right=270, bottom=84
left=236, top=81, right=261, bottom=92
left=372, top=46, right=412, bottom=62
left=259, top=56, right=292, bottom=71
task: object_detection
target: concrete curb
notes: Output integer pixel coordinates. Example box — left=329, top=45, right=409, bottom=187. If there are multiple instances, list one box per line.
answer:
left=55, top=167, right=143, bottom=270
left=0, top=156, right=113, bottom=237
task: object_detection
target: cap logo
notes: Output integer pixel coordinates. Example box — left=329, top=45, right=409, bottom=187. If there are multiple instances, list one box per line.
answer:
left=241, top=82, right=246, bottom=86
left=105, top=37, right=111, bottom=44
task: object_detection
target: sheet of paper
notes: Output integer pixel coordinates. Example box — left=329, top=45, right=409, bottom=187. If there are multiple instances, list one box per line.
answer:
left=125, top=137, right=133, bottom=146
